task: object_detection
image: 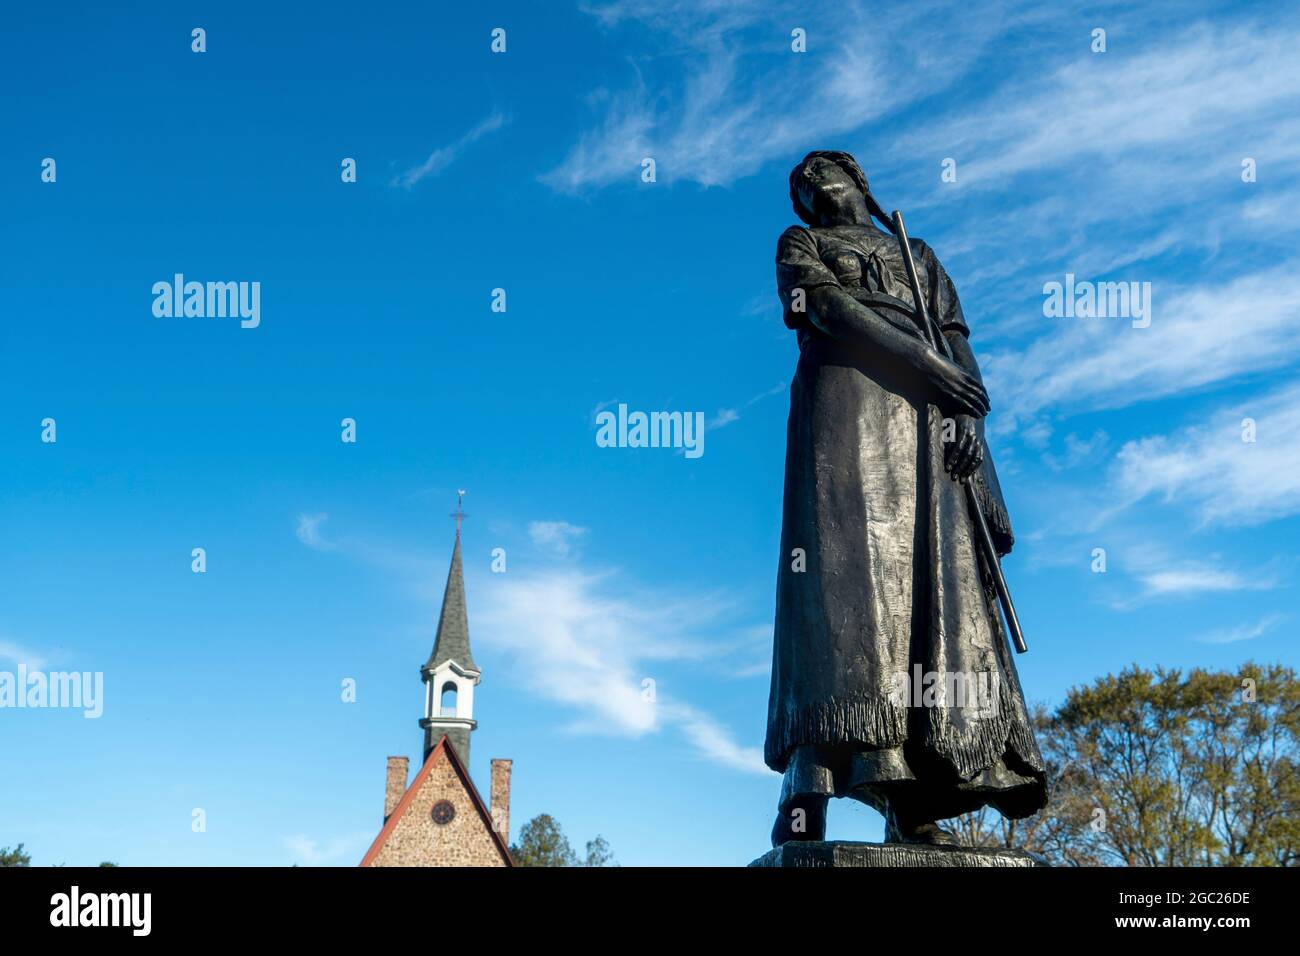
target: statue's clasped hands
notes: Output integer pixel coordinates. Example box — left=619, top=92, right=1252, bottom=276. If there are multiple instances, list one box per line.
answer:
left=919, top=349, right=989, bottom=419
left=944, top=414, right=985, bottom=482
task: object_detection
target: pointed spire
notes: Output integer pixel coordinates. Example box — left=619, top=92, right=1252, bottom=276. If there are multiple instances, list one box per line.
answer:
left=424, top=500, right=477, bottom=674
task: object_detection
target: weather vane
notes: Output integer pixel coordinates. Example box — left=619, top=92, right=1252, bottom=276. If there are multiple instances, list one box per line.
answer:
left=451, top=489, right=467, bottom=538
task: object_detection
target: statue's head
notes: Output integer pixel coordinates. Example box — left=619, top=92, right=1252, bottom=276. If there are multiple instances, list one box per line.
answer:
left=788, top=150, right=871, bottom=226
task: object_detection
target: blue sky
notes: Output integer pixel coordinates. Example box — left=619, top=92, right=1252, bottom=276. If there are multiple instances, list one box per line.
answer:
left=2, top=0, right=1298, bottom=866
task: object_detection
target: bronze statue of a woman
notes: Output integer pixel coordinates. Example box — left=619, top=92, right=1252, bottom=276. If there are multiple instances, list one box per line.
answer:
left=766, top=151, right=1047, bottom=846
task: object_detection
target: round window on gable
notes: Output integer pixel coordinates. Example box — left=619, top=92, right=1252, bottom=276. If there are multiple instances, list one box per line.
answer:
left=431, top=800, right=456, bottom=826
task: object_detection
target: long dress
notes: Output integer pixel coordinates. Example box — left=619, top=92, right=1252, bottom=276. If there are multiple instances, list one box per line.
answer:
left=765, top=221, right=1047, bottom=822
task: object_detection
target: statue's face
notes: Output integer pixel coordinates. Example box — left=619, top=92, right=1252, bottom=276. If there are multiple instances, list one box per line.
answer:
left=798, top=156, right=857, bottom=220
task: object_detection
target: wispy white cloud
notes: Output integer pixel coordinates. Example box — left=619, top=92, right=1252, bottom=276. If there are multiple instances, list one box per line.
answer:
left=1091, top=537, right=1282, bottom=608
left=528, top=520, right=589, bottom=557
left=546, top=0, right=1042, bottom=191
left=284, top=832, right=372, bottom=866
left=706, top=408, right=740, bottom=430
left=1193, top=614, right=1283, bottom=645
left=1111, top=382, right=1300, bottom=527
left=984, top=265, right=1300, bottom=434
left=707, top=382, right=785, bottom=432
left=476, top=567, right=768, bottom=774
left=1137, top=565, right=1275, bottom=599
left=393, top=112, right=508, bottom=189
left=894, top=18, right=1300, bottom=331
left=296, top=513, right=334, bottom=551
left=661, top=701, right=766, bottom=774
left=910, top=22, right=1300, bottom=197
left=0, top=639, right=47, bottom=670
left=1040, top=430, right=1109, bottom=473
left=580, top=0, right=770, bottom=35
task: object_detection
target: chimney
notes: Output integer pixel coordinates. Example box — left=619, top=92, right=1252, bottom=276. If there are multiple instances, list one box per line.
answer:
left=490, top=759, right=512, bottom=845
left=385, top=756, right=409, bottom=822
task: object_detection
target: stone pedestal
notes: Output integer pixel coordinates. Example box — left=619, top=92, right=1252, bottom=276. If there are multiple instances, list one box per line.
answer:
left=750, top=840, right=1048, bottom=868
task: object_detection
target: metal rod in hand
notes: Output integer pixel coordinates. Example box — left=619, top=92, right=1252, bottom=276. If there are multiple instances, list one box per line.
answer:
left=889, top=210, right=1028, bottom=654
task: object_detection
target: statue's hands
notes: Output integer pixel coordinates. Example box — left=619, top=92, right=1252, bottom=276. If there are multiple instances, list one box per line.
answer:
left=919, top=350, right=990, bottom=419
left=944, top=414, right=984, bottom=481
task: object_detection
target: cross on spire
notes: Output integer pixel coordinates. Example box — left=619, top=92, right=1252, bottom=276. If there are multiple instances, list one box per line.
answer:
left=451, top=489, right=467, bottom=539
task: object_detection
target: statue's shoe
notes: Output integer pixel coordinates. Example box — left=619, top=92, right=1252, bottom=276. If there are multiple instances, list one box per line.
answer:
left=770, top=803, right=828, bottom=847
left=887, top=822, right=960, bottom=846
left=884, top=804, right=960, bottom=846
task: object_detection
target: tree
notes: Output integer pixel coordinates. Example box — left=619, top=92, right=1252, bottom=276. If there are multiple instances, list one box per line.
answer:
left=0, top=844, right=32, bottom=867
left=953, top=663, right=1300, bottom=866
left=510, top=814, right=575, bottom=866
left=583, top=835, right=617, bottom=867
left=509, top=814, right=616, bottom=867
left=0, top=846, right=120, bottom=867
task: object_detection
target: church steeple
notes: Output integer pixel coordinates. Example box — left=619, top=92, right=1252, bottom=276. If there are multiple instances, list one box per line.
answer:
left=420, top=491, right=481, bottom=766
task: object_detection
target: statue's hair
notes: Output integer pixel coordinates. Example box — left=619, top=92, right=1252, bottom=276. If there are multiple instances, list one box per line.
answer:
left=789, top=150, right=882, bottom=227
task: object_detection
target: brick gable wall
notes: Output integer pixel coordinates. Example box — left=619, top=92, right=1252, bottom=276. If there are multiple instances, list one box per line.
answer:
left=365, top=747, right=508, bottom=867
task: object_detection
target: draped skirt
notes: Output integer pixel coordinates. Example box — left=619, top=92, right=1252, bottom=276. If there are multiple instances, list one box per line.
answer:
left=765, top=334, right=1047, bottom=820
